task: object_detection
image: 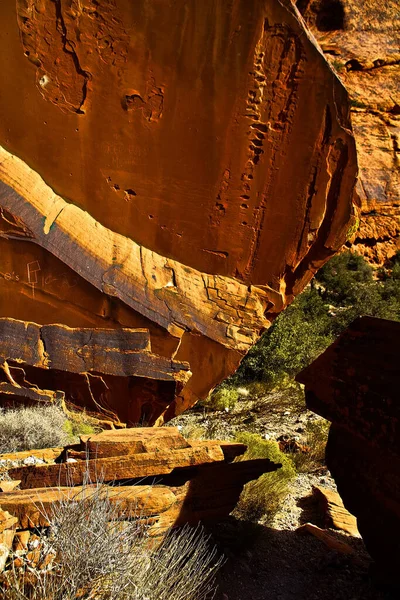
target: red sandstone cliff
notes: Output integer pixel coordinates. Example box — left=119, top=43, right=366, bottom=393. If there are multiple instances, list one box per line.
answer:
left=297, top=0, right=400, bottom=264
left=0, top=0, right=357, bottom=424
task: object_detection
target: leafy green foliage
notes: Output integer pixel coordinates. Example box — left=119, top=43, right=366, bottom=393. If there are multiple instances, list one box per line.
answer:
left=204, top=386, right=240, bottom=411
left=237, top=288, right=334, bottom=385
left=233, top=433, right=296, bottom=522
left=316, top=251, right=373, bottom=304
left=232, top=251, right=400, bottom=387
left=63, top=416, right=97, bottom=442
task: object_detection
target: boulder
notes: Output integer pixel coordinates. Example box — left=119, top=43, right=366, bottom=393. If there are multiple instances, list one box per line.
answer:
left=0, top=0, right=357, bottom=424
left=0, top=529, right=14, bottom=573
left=1, top=428, right=280, bottom=535
left=297, top=316, right=400, bottom=581
left=0, top=510, right=18, bottom=534
left=296, top=522, right=355, bottom=555
left=312, top=485, right=359, bottom=537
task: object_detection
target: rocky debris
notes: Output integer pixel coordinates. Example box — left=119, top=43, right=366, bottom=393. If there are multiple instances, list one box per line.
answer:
left=278, top=436, right=310, bottom=454
left=0, top=448, right=64, bottom=481
left=0, top=0, right=357, bottom=425
left=296, top=0, right=400, bottom=264
left=0, top=510, right=17, bottom=534
left=0, top=529, right=14, bottom=573
left=12, top=530, right=30, bottom=554
left=296, top=522, right=355, bottom=555
left=312, top=485, right=359, bottom=537
left=0, top=427, right=280, bottom=573
left=0, top=481, right=20, bottom=493
left=297, top=316, right=400, bottom=583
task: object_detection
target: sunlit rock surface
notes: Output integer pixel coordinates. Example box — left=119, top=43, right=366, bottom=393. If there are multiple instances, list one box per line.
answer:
left=297, top=0, right=400, bottom=263
left=0, top=0, right=357, bottom=424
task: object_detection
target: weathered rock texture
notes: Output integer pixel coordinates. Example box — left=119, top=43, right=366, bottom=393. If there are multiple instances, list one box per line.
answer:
left=0, top=0, right=357, bottom=423
left=297, top=316, right=400, bottom=580
left=296, top=0, right=400, bottom=263
left=0, top=427, right=280, bottom=574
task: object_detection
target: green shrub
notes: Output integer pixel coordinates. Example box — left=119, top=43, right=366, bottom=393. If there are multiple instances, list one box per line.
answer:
left=235, top=287, right=334, bottom=386
left=316, top=251, right=374, bottom=305
left=232, top=251, right=400, bottom=389
left=204, top=386, right=240, bottom=411
left=63, top=411, right=97, bottom=442
left=233, top=433, right=296, bottom=523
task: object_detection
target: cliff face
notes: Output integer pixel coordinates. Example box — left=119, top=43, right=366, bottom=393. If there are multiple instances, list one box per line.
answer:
left=297, top=0, right=400, bottom=264
left=0, top=0, right=357, bottom=425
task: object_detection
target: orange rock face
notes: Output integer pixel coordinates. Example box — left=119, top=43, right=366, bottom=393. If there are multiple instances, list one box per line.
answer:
left=0, top=0, right=357, bottom=424
left=1, top=428, right=277, bottom=534
left=296, top=0, right=400, bottom=264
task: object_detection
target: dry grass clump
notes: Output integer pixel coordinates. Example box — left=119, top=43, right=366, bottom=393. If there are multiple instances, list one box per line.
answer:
left=233, top=432, right=296, bottom=523
left=0, top=405, right=98, bottom=455
left=0, top=405, right=70, bottom=454
left=291, top=418, right=330, bottom=473
left=5, top=482, right=222, bottom=600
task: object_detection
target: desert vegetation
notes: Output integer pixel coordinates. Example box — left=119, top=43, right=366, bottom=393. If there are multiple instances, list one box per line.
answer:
left=4, top=481, right=222, bottom=600
left=233, top=433, right=297, bottom=523
left=0, top=405, right=97, bottom=455
left=1, top=251, right=398, bottom=598
left=188, top=251, right=400, bottom=523
left=209, top=250, right=400, bottom=401
left=237, top=250, right=400, bottom=386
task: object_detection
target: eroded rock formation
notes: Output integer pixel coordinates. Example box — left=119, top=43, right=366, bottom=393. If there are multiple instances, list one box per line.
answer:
left=296, top=0, right=400, bottom=263
left=0, top=427, right=280, bottom=577
left=0, top=0, right=357, bottom=424
left=297, top=316, right=400, bottom=581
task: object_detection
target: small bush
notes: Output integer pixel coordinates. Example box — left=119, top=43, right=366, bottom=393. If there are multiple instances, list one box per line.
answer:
left=0, top=405, right=100, bottom=455
left=205, top=386, right=240, bottom=411
left=5, top=482, right=222, bottom=600
left=0, top=405, right=70, bottom=454
left=233, top=433, right=296, bottom=523
left=62, top=411, right=97, bottom=442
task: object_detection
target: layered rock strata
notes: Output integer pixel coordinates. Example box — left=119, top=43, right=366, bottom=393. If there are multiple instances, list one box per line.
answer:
left=0, top=427, right=280, bottom=575
left=0, top=0, right=357, bottom=423
left=297, top=316, right=400, bottom=581
left=296, top=0, right=400, bottom=263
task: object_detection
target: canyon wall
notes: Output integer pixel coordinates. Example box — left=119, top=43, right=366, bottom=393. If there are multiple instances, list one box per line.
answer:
left=297, top=0, right=400, bottom=263
left=0, top=0, right=357, bottom=424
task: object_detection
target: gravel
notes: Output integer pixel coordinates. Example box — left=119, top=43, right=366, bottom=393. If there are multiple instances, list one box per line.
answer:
left=170, top=390, right=396, bottom=600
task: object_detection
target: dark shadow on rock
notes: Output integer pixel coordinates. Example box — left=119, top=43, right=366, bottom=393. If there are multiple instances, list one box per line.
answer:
left=297, top=493, right=325, bottom=528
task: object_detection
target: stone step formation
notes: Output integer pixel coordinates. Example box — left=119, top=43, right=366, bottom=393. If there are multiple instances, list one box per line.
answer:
left=0, top=427, right=280, bottom=578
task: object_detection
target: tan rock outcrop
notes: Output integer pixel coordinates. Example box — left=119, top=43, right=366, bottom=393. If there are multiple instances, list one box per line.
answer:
left=0, top=0, right=357, bottom=423
left=296, top=0, right=400, bottom=264
left=0, top=428, right=279, bottom=542
left=312, top=485, right=359, bottom=537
